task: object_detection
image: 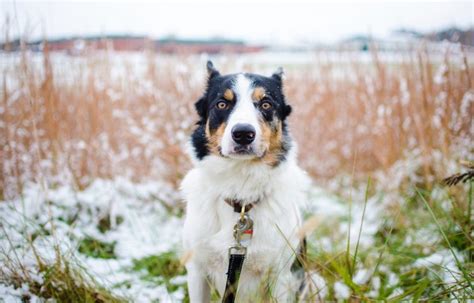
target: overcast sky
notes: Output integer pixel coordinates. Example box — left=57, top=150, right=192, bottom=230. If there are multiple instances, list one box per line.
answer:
left=1, top=1, right=473, bottom=44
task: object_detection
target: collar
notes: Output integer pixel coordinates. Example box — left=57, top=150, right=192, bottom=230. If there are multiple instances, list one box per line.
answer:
left=224, top=198, right=260, bottom=213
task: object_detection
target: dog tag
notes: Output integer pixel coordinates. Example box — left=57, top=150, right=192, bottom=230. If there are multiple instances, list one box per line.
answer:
left=240, top=225, right=253, bottom=247
left=233, top=214, right=253, bottom=247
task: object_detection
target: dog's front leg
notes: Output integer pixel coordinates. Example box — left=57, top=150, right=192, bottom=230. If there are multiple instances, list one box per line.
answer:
left=187, top=262, right=210, bottom=302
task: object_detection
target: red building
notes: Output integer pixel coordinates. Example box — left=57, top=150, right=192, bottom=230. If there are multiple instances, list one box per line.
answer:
left=4, top=35, right=265, bottom=54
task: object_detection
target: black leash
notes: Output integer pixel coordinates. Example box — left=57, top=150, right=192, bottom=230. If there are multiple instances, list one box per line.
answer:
left=221, top=198, right=307, bottom=303
left=221, top=201, right=254, bottom=303
left=222, top=248, right=246, bottom=303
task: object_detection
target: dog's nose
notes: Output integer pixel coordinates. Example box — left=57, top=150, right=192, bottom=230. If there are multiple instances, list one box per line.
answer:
left=231, top=124, right=256, bottom=145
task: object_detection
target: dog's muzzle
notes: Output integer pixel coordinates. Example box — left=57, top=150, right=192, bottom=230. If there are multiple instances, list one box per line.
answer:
left=231, top=123, right=256, bottom=146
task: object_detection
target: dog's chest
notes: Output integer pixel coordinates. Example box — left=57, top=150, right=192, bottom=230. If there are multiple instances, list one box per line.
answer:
left=200, top=201, right=301, bottom=276
left=182, top=157, right=309, bottom=284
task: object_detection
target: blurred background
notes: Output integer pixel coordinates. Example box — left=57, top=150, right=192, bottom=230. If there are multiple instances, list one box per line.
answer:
left=0, top=1, right=473, bottom=302
left=1, top=1, right=473, bottom=193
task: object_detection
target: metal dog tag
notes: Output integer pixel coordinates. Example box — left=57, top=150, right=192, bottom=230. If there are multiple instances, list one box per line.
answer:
left=233, top=214, right=253, bottom=247
left=240, top=225, right=253, bottom=247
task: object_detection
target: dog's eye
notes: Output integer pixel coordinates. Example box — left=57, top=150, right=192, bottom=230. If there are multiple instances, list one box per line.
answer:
left=216, top=101, right=228, bottom=110
left=260, top=102, right=272, bottom=110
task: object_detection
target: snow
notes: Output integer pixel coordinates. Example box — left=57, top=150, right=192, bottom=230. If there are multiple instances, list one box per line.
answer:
left=414, top=249, right=465, bottom=284
left=0, top=178, right=185, bottom=302
left=1, top=175, right=390, bottom=302
left=306, top=271, right=328, bottom=299
left=371, top=276, right=381, bottom=291
left=334, top=281, right=351, bottom=300
left=0, top=164, right=470, bottom=301
left=353, top=268, right=372, bottom=285
left=306, top=186, right=384, bottom=250
left=0, top=284, right=41, bottom=303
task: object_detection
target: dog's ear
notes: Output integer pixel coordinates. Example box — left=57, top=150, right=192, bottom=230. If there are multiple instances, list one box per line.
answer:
left=206, top=60, right=220, bottom=80
left=283, top=104, right=292, bottom=118
left=194, top=96, right=207, bottom=121
left=271, top=67, right=290, bottom=118
left=271, top=67, right=284, bottom=84
left=194, top=61, right=218, bottom=122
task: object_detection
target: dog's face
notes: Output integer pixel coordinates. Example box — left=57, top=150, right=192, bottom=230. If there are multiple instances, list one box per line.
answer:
left=191, top=61, right=292, bottom=166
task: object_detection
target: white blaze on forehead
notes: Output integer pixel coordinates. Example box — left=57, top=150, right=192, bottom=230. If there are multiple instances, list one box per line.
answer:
left=229, top=74, right=259, bottom=125
left=220, top=74, right=263, bottom=156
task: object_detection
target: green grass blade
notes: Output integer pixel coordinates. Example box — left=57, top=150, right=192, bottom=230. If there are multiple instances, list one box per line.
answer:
left=352, top=177, right=371, bottom=271
left=416, top=188, right=473, bottom=291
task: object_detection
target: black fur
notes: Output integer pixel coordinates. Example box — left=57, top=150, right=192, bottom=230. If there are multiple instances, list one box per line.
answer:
left=191, top=61, right=292, bottom=162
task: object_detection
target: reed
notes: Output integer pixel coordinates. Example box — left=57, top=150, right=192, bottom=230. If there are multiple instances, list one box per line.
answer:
left=1, top=42, right=472, bottom=198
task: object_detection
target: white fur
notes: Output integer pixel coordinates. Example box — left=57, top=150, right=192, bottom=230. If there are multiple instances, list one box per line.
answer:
left=221, top=74, right=264, bottom=158
left=181, top=144, right=310, bottom=302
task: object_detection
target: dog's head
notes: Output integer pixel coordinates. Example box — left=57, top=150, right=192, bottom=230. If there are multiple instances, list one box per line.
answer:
left=191, top=61, right=292, bottom=166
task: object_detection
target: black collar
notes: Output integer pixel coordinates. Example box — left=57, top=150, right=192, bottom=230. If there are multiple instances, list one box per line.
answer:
left=224, top=198, right=259, bottom=213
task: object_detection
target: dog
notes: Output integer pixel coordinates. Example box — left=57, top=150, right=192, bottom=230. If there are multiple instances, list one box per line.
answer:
left=181, top=61, right=310, bottom=302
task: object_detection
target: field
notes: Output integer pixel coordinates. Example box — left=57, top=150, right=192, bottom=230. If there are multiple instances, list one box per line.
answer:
left=0, top=43, right=473, bottom=302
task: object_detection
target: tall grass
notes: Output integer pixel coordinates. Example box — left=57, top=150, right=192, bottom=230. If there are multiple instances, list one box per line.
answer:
left=1, top=38, right=473, bottom=301
left=1, top=42, right=473, bottom=198
left=288, top=46, right=473, bottom=183
left=298, top=179, right=473, bottom=301
left=0, top=225, right=125, bottom=302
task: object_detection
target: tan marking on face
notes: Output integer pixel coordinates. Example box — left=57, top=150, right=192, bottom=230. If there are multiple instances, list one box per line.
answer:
left=256, top=120, right=283, bottom=166
left=206, top=121, right=226, bottom=155
left=252, top=87, right=266, bottom=102
left=223, top=89, right=234, bottom=101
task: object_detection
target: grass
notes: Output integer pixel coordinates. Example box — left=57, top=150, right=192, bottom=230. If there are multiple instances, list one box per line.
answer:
left=0, top=241, right=125, bottom=302
left=417, top=187, right=473, bottom=290
left=132, top=251, right=188, bottom=299
left=1, top=37, right=473, bottom=301
left=29, top=259, right=125, bottom=303
left=78, top=237, right=117, bottom=259
left=352, top=176, right=370, bottom=274
left=302, top=180, right=473, bottom=301
left=1, top=44, right=472, bottom=198
left=98, top=214, right=124, bottom=234
left=1, top=176, right=472, bottom=301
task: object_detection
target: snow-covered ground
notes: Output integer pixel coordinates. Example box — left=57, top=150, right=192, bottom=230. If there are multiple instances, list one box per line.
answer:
left=0, top=178, right=185, bottom=302
left=1, top=170, right=469, bottom=301
left=0, top=177, right=370, bottom=301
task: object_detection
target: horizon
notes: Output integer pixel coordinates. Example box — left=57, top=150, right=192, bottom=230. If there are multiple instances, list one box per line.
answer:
left=2, top=25, right=473, bottom=45
left=1, top=1, right=472, bottom=46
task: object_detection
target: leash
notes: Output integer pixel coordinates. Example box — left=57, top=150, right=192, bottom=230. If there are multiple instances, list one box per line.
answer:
left=221, top=198, right=307, bottom=302
left=222, top=202, right=254, bottom=303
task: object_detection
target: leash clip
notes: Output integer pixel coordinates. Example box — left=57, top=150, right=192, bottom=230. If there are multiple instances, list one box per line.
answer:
left=233, top=211, right=253, bottom=248
left=223, top=205, right=253, bottom=302
left=228, top=245, right=247, bottom=256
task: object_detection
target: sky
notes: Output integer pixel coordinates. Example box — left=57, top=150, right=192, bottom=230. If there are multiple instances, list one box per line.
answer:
left=1, top=1, right=473, bottom=45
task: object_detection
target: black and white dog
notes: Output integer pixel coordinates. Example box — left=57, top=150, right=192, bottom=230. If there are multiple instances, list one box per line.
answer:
left=181, top=61, right=309, bottom=302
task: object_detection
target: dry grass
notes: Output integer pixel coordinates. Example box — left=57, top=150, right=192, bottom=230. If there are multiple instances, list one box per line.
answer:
left=1, top=43, right=473, bottom=199
left=287, top=46, right=473, bottom=182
